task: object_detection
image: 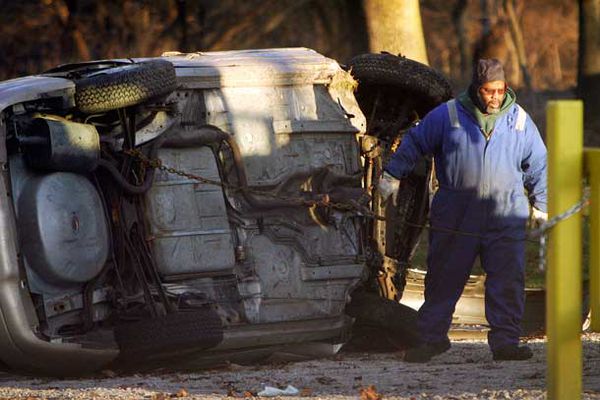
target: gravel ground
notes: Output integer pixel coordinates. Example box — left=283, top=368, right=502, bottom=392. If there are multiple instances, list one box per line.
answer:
left=0, top=333, right=599, bottom=400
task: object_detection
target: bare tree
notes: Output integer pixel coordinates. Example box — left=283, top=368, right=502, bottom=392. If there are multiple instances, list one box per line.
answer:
left=362, top=0, right=429, bottom=65
left=480, top=0, right=501, bottom=34
left=52, top=0, right=91, bottom=62
left=473, top=1, right=531, bottom=88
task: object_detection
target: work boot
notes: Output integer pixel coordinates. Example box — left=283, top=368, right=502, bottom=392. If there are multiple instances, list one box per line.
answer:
left=492, top=345, right=533, bottom=361
left=404, top=339, right=451, bottom=363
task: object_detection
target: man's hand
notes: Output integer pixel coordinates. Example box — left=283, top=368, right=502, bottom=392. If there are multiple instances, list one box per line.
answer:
left=377, top=172, right=401, bottom=206
left=530, top=207, right=548, bottom=229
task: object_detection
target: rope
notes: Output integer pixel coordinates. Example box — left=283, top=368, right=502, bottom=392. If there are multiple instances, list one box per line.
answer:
left=404, top=191, right=590, bottom=272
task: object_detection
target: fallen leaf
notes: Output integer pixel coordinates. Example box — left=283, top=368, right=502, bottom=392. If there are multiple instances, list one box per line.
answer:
left=151, top=393, right=169, bottom=400
left=243, top=390, right=254, bottom=397
left=175, top=388, right=189, bottom=397
left=359, top=385, right=382, bottom=400
left=300, top=388, right=313, bottom=396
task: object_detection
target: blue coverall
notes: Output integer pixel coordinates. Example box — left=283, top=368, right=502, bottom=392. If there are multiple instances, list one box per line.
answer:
left=385, top=100, right=547, bottom=351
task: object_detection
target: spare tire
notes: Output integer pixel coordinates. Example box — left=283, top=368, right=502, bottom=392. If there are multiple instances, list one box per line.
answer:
left=348, top=53, right=452, bottom=116
left=114, top=307, right=224, bottom=359
left=75, top=59, right=177, bottom=113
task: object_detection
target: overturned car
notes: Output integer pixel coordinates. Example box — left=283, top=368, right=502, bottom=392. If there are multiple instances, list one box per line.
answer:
left=0, top=48, right=451, bottom=375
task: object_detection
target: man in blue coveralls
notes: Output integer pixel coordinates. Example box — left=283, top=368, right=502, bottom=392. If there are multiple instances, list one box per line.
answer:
left=379, top=59, right=548, bottom=362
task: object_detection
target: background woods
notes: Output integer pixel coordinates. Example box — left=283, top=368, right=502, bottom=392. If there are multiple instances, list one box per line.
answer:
left=0, top=0, right=586, bottom=137
left=0, top=0, right=578, bottom=91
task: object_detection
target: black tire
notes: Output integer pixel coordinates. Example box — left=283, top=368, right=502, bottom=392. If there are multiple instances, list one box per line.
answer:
left=74, top=59, right=177, bottom=113
left=348, top=53, right=452, bottom=114
left=348, top=53, right=452, bottom=137
left=114, top=308, right=224, bottom=358
left=345, top=289, right=420, bottom=350
left=387, top=159, right=431, bottom=262
left=354, top=54, right=446, bottom=300
left=369, top=156, right=431, bottom=301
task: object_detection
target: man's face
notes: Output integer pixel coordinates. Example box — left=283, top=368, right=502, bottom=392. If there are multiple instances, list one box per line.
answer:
left=478, top=80, right=506, bottom=114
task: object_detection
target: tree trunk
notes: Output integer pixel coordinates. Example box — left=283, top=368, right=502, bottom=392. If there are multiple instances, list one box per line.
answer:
left=453, top=0, right=471, bottom=83
left=474, top=2, right=524, bottom=88
left=579, top=0, right=600, bottom=136
left=362, top=0, right=429, bottom=65
left=176, top=0, right=188, bottom=52
left=480, top=0, right=502, bottom=34
left=53, top=0, right=91, bottom=62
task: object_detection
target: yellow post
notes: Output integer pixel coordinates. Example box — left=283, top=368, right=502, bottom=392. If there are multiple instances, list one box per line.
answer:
left=585, top=148, right=600, bottom=332
left=546, top=100, right=583, bottom=400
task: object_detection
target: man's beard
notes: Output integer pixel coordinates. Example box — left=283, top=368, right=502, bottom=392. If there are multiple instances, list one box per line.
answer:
left=477, top=92, right=502, bottom=114
left=486, top=103, right=501, bottom=114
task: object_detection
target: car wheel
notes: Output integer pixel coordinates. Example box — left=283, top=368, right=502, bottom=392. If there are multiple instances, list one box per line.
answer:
left=372, top=158, right=431, bottom=301
left=352, top=55, right=451, bottom=302
left=348, top=52, right=452, bottom=134
left=387, top=159, right=431, bottom=262
left=74, top=59, right=177, bottom=114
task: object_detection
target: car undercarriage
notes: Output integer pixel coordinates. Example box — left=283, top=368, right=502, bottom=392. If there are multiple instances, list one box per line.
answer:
left=0, top=48, right=453, bottom=375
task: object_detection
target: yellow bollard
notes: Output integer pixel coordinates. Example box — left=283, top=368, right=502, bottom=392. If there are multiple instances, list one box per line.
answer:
left=546, top=100, right=583, bottom=400
left=585, top=148, right=600, bottom=332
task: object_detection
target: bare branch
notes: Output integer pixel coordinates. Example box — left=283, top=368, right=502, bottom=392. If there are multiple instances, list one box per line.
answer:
left=504, top=0, right=531, bottom=89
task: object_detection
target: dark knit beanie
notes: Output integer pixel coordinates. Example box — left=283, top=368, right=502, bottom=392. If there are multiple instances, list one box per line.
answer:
left=472, top=58, right=505, bottom=87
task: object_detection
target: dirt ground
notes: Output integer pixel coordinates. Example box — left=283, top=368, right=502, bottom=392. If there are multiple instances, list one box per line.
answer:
left=0, top=333, right=599, bottom=400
